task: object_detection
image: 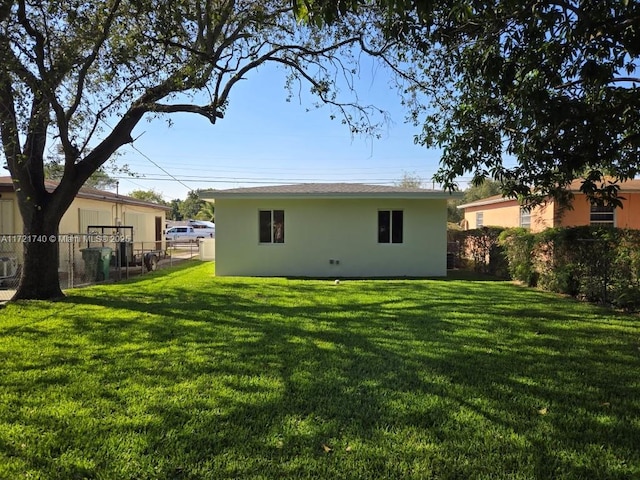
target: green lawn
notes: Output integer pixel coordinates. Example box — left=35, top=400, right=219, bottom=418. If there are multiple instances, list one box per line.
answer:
left=1, top=262, right=639, bottom=479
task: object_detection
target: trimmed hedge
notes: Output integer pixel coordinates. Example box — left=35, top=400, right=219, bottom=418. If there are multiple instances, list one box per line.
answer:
left=496, top=226, right=640, bottom=311
left=450, top=226, right=640, bottom=310
left=449, top=227, right=509, bottom=277
left=498, top=228, right=537, bottom=286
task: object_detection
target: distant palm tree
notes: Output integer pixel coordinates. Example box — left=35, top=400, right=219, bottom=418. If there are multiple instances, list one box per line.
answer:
left=196, top=201, right=215, bottom=222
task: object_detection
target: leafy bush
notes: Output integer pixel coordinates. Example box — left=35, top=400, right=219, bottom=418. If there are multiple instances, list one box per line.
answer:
left=455, top=225, right=640, bottom=311
left=447, top=229, right=467, bottom=269
left=449, top=227, right=508, bottom=277
left=499, top=228, right=536, bottom=285
left=521, top=226, right=640, bottom=310
left=532, top=227, right=584, bottom=296
left=608, top=229, right=640, bottom=310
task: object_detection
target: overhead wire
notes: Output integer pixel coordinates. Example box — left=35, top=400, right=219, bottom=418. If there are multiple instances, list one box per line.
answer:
left=54, top=81, right=198, bottom=193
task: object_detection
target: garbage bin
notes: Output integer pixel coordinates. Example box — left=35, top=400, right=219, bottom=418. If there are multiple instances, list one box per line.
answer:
left=81, top=247, right=112, bottom=281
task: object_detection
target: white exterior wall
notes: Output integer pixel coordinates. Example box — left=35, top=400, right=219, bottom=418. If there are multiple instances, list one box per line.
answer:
left=215, top=198, right=448, bottom=277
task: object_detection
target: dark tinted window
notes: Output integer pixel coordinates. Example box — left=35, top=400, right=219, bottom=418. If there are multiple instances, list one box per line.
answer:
left=391, top=210, right=403, bottom=243
left=590, top=205, right=614, bottom=226
left=259, top=210, right=285, bottom=243
left=273, top=210, right=284, bottom=243
left=259, top=211, right=272, bottom=243
left=378, top=210, right=402, bottom=243
left=378, top=210, right=390, bottom=243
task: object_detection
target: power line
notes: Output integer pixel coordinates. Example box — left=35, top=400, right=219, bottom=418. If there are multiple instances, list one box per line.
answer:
left=123, top=161, right=437, bottom=174
left=112, top=176, right=395, bottom=184
left=113, top=173, right=475, bottom=183
left=112, top=175, right=472, bottom=188
left=52, top=82, right=192, bottom=192
left=127, top=144, right=195, bottom=191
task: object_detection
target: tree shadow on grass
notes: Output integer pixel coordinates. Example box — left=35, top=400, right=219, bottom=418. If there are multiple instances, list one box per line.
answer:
left=3, top=265, right=640, bottom=479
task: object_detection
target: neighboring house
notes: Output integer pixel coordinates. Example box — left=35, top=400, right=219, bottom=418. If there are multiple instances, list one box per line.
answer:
left=201, top=183, right=461, bottom=277
left=457, top=178, right=640, bottom=232
left=0, top=176, right=171, bottom=254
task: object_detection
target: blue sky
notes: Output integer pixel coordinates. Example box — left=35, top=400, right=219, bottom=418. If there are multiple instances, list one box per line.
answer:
left=114, top=58, right=460, bottom=201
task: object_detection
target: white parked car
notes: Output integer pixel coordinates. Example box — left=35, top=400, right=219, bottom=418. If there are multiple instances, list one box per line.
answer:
left=165, top=224, right=215, bottom=243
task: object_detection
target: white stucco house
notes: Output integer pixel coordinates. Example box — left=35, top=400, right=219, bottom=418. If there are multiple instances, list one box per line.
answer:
left=200, top=183, right=461, bottom=278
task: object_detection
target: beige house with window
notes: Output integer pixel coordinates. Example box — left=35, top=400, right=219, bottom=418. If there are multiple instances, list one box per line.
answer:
left=201, top=183, right=461, bottom=277
left=0, top=177, right=170, bottom=242
left=457, top=178, right=640, bottom=232
left=0, top=177, right=170, bottom=279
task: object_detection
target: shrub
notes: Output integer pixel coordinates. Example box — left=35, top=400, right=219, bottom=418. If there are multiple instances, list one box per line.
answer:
left=532, top=228, right=581, bottom=296
left=462, top=227, right=507, bottom=276
left=529, top=226, right=640, bottom=310
left=499, top=228, right=536, bottom=285
left=608, top=229, right=640, bottom=310
left=452, top=225, right=640, bottom=311
left=447, top=229, right=467, bottom=269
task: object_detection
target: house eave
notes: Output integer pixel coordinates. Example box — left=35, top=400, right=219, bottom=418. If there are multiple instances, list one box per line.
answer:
left=457, top=197, right=518, bottom=209
left=201, top=183, right=463, bottom=201
left=74, top=191, right=172, bottom=211
left=0, top=176, right=171, bottom=211
left=206, top=191, right=462, bottom=200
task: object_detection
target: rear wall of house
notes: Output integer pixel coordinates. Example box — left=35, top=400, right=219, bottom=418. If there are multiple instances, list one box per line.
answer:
left=529, top=202, right=556, bottom=232
left=558, top=193, right=640, bottom=229
left=57, top=197, right=165, bottom=244
left=463, top=200, right=520, bottom=229
left=215, top=198, right=448, bottom=277
left=463, top=200, right=558, bottom=233
left=1, top=193, right=166, bottom=273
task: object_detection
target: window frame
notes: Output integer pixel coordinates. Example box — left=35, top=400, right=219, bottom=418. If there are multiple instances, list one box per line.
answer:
left=590, top=205, right=615, bottom=227
left=476, top=211, right=484, bottom=228
left=378, top=209, right=404, bottom=244
left=519, top=207, right=531, bottom=229
left=258, top=209, right=285, bottom=244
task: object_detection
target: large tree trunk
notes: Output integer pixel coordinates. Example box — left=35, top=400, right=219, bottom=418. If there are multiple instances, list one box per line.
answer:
left=6, top=115, right=141, bottom=301
left=12, top=208, right=64, bottom=300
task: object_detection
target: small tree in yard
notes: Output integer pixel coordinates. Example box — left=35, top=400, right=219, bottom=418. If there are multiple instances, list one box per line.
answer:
left=168, top=199, right=183, bottom=221
left=0, top=1, right=397, bottom=300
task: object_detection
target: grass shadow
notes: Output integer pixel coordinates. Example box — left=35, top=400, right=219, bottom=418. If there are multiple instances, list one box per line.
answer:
left=1, top=262, right=639, bottom=479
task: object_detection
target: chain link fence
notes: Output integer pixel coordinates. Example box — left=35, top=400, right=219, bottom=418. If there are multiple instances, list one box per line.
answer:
left=1, top=234, right=203, bottom=301
left=0, top=239, right=23, bottom=299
